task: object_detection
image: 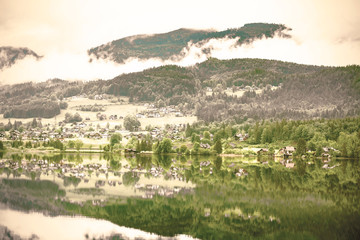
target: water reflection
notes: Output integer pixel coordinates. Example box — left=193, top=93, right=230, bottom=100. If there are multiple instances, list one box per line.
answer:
left=0, top=205, right=197, bottom=240
left=0, top=153, right=360, bottom=239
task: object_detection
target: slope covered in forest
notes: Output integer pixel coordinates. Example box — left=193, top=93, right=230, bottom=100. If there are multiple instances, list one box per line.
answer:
left=1, top=58, right=360, bottom=121
left=0, top=46, right=42, bottom=70
left=88, top=23, right=290, bottom=63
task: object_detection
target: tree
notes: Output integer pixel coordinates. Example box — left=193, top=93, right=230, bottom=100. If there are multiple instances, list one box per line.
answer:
left=31, top=118, right=38, bottom=128
left=191, top=133, right=200, bottom=143
left=124, top=115, right=141, bottom=131
left=67, top=140, right=75, bottom=148
left=155, top=138, right=173, bottom=153
left=193, top=142, right=200, bottom=153
left=25, top=141, right=32, bottom=148
left=65, top=112, right=82, bottom=123
left=180, top=145, right=188, bottom=154
left=75, top=140, right=83, bottom=151
left=214, top=140, right=222, bottom=154
left=203, top=131, right=211, bottom=140
left=0, top=140, right=4, bottom=151
left=296, top=138, right=307, bottom=156
left=110, top=133, right=122, bottom=146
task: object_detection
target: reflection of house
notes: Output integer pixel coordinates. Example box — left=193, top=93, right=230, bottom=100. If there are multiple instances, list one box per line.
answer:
left=321, top=147, right=339, bottom=157
left=281, top=159, right=295, bottom=168
left=124, top=148, right=137, bottom=154
left=279, top=146, right=296, bottom=157
left=257, top=148, right=269, bottom=154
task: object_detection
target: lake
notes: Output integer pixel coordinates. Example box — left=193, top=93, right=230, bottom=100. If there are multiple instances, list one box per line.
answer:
left=0, top=152, right=359, bottom=239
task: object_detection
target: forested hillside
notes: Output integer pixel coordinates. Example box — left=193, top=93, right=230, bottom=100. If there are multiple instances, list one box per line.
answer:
left=88, top=23, right=290, bottom=63
left=0, top=79, right=78, bottom=118
left=1, top=58, right=360, bottom=121
left=0, top=46, right=42, bottom=70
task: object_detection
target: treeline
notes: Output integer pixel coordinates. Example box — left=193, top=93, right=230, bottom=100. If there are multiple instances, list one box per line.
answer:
left=0, top=79, right=76, bottom=118
left=76, top=104, right=105, bottom=112
left=188, top=116, right=360, bottom=158
left=3, top=100, right=60, bottom=118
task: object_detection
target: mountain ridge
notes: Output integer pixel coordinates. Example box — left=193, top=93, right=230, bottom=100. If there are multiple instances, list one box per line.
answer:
left=0, top=46, right=42, bottom=71
left=88, top=23, right=290, bottom=64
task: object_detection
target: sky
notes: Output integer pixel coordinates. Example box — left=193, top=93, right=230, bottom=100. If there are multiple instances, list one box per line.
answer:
left=0, top=0, right=360, bottom=84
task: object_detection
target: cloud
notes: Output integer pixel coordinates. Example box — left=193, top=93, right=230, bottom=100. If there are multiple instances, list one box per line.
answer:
left=1, top=0, right=360, bottom=84
left=2, top=29, right=360, bottom=85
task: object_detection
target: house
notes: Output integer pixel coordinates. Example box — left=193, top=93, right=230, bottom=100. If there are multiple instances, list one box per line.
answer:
left=235, top=133, right=249, bottom=141
left=0, top=132, right=6, bottom=139
left=175, top=112, right=184, bottom=117
left=200, top=143, right=211, bottom=149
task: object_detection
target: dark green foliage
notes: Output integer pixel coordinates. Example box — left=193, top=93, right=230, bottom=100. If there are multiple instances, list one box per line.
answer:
left=214, top=140, right=222, bottom=154
left=0, top=140, right=4, bottom=150
left=123, top=115, right=141, bottom=131
left=122, top=172, right=140, bottom=186
left=3, top=100, right=60, bottom=118
left=180, top=145, right=188, bottom=154
left=59, top=101, right=68, bottom=109
left=154, top=138, right=173, bottom=153
left=64, top=112, right=82, bottom=123
left=11, top=140, right=23, bottom=148
left=42, top=139, right=64, bottom=150
left=25, top=141, right=32, bottom=148
left=296, top=138, right=307, bottom=156
left=110, top=133, right=122, bottom=146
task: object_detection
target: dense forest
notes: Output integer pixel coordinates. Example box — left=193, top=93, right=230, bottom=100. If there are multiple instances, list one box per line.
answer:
left=1, top=58, right=360, bottom=120
left=88, top=23, right=290, bottom=63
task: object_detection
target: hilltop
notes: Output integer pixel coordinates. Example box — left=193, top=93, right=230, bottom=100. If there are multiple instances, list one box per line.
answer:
left=0, top=46, right=42, bottom=70
left=88, top=23, right=290, bottom=63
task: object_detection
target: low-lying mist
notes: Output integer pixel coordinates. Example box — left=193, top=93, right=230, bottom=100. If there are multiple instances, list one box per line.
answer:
left=1, top=32, right=359, bottom=85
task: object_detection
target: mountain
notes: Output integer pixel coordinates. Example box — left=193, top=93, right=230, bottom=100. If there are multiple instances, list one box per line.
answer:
left=0, top=46, right=42, bottom=70
left=1, top=58, right=359, bottom=121
left=88, top=23, right=290, bottom=63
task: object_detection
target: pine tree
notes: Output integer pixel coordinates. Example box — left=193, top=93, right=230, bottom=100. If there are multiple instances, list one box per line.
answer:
left=214, top=140, right=222, bottom=154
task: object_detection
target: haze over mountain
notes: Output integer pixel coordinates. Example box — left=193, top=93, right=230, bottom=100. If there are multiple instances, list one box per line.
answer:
left=1, top=0, right=360, bottom=85
left=88, top=23, right=290, bottom=64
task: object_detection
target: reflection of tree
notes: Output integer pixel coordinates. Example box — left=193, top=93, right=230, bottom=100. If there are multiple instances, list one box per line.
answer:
left=135, top=154, right=152, bottom=169
left=122, top=172, right=140, bottom=186
left=63, top=176, right=81, bottom=187
left=153, top=155, right=172, bottom=170
left=110, top=158, right=121, bottom=171
left=295, top=158, right=306, bottom=176
left=214, top=157, right=222, bottom=171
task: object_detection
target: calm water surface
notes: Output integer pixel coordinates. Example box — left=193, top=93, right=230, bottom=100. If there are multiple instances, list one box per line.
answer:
left=0, top=152, right=359, bottom=239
